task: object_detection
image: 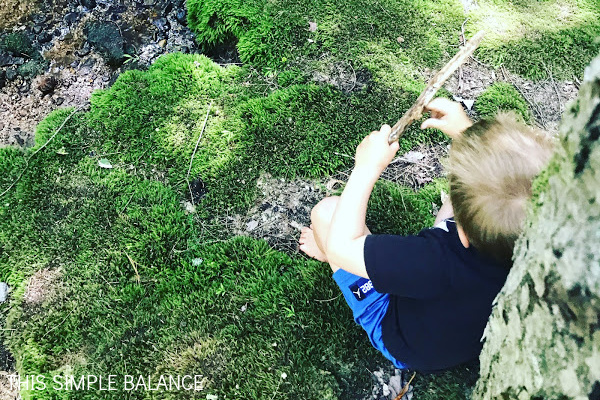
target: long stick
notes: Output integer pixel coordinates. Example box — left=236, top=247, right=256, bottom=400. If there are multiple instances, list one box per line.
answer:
left=388, top=30, right=485, bottom=143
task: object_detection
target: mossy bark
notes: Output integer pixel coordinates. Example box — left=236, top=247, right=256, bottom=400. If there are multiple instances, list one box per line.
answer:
left=474, top=55, right=600, bottom=399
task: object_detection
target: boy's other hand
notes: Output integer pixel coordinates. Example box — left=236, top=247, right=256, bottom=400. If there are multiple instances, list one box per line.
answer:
left=354, top=124, right=400, bottom=178
left=420, top=98, right=472, bottom=139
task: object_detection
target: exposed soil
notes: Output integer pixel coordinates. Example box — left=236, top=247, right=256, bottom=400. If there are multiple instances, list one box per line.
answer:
left=441, top=58, right=579, bottom=133
left=216, top=173, right=324, bottom=253
left=0, top=0, right=199, bottom=147
left=23, top=268, right=62, bottom=305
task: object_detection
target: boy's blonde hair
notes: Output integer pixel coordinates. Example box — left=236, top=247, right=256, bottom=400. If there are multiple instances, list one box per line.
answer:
left=447, top=113, right=554, bottom=267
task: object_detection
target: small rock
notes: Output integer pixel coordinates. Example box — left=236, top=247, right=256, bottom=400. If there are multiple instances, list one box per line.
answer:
left=38, top=76, right=58, bottom=95
left=19, top=82, right=31, bottom=93
left=33, top=25, right=44, bottom=34
left=76, top=42, right=91, bottom=57
left=37, top=32, right=52, bottom=44
left=163, top=2, right=174, bottom=15
left=109, top=5, right=127, bottom=13
left=0, top=55, right=24, bottom=67
left=85, top=21, right=126, bottom=66
left=32, top=14, right=50, bottom=24
left=64, top=12, right=81, bottom=25
left=158, top=39, right=167, bottom=48
left=80, top=0, right=96, bottom=9
left=54, top=97, right=65, bottom=106
left=153, top=17, right=170, bottom=32
left=6, top=69, right=17, bottom=81
left=81, top=57, right=96, bottom=70
left=175, top=8, right=187, bottom=25
left=0, top=282, right=10, bottom=302
left=14, top=134, right=24, bottom=146
left=144, top=0, right=156, bottom=6
left=382, top=383, right=390, bottom=397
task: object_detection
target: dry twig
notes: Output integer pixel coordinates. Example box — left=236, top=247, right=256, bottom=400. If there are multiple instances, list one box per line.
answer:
left=394, top=371, right=416, bottom=400
left=545, top=63, right=563, bottom=114
left=388, top=31, right=485, bottom=143
left=186, top=100, right=213, bottom=206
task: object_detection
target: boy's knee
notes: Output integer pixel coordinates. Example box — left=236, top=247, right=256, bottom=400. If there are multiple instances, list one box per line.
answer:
left=311, top=196, right=340, bottom=225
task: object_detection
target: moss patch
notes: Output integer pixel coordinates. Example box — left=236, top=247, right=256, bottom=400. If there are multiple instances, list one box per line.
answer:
left=475, top=82, right=530, bottom=122
left=467, top=0, right=600, bottom=80
left=0, top=52, right=455, bottom=399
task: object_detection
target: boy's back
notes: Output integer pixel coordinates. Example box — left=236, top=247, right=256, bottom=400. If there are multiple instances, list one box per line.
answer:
left=365, top=218, right=508, bottom=371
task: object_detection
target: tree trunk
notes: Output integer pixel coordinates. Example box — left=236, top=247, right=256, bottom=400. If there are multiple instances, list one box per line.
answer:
left=474, top=55, right=600, bottom=399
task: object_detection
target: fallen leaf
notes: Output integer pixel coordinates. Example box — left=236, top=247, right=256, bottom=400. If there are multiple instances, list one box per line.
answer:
left=308, top=21, right=317, bottom=32
left=56, top=147, right=68, bottom=155
left=462, top=99, right=475, bottom=110
left=246, top=220, right=259, bottom=231
left=98, top=158, right=113, bottom=169
left=402, top=151, right=425, bottom=163
left=192, top=258, right=203, bottom=266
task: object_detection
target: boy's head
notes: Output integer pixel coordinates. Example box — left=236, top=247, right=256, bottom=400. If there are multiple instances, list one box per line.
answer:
left=447, top=113, right=554, bottom=267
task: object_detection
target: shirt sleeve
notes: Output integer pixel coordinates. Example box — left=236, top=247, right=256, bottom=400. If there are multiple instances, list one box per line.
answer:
left=364, top=231, right=450, bottom=299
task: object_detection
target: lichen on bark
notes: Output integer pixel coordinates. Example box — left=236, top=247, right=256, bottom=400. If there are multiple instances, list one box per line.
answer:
left=474, top=54, right=600, bottom=399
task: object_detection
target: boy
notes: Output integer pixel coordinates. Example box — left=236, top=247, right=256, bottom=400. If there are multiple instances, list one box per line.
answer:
left=299, top=98, right=554, bottom=372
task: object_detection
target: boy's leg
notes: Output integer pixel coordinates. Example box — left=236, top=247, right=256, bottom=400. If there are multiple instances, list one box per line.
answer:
left=300, top=197, right=407, bottom=369
left=299, top=196, right=371, bottom=272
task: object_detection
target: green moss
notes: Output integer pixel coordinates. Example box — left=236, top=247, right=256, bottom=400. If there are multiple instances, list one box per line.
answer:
left=468, top=0, right=600, bottom=80
left=475, top=82, right=531, bottom=122
left=528, top=152, right=561, bottom=222
left=0, top=53, right=453, bottom=399
left=367, top=179, right=448, bottom=235
left=0, top=32, right=38, bottom=58
left=10, top=0, right=592, bottom=394
left=0, top=32, right=47, bottom=78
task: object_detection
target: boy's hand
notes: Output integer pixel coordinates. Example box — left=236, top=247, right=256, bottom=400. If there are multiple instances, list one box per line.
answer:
left=420, top=98, right=472, bottom=139
left=354, top=124, right=400, bottom=177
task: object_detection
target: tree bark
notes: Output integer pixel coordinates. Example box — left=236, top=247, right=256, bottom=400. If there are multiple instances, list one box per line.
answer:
left=474, top=55, right=600, bottom=399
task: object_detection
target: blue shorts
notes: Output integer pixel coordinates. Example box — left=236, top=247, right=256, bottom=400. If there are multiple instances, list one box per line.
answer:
left=332, top=269, right=407, bottom=369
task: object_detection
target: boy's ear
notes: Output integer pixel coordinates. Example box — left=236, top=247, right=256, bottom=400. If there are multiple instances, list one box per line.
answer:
left=457, top=225, right=470, bottom=248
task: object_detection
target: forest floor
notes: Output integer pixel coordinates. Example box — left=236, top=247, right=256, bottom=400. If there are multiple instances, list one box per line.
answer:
left=0, top=0, right=598, bottom=399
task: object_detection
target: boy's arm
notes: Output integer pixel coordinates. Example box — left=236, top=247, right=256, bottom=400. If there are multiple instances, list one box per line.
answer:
left=325, top=125, right=399, bottom=279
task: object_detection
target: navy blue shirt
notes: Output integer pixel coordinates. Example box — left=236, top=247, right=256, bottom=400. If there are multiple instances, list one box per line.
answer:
left=364, top=219, right=508, bottom=372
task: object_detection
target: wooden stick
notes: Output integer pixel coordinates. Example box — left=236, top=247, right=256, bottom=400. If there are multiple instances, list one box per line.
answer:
left=394, top=371, right=416, bottom=400
left=388, top=30, right=485, bottom=143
